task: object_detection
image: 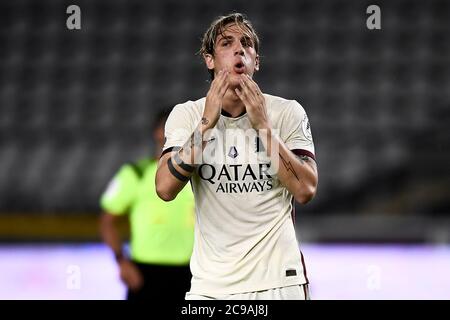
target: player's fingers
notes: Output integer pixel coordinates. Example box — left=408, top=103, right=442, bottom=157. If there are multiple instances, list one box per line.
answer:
left=240, top=75, right=258, bottom=102
left=217, top=69, right=229, bottom=86
left=246, top=74, right=263, bottom=97
left=212, top=69, right=228, bottom=94
left=218, top=73, right=230, bottom=97
left=235, top=87, right=251, bottom=108
left=242, top=74, right=257, bottom=95
left=210, top=69, right=225, bottom=89
left=242, top=74, right=260, bottom=98
left=242, top=76, right=264, bottom=107
left=235, top=87, right=244, bottom=102
left=210, top=69, right=223, bottom=90
left=239, top=75, right=251, bottom=95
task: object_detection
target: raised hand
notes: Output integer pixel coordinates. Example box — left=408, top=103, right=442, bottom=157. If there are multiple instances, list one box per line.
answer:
left=202, top=69, right=230, bottom=129
left=235, top=74, right=270, bottom=130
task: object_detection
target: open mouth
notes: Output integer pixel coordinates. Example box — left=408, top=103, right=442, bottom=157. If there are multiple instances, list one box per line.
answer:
left=233, top=62, right=245, bottom=74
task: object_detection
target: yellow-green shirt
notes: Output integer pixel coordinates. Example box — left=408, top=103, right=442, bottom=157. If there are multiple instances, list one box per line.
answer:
left=100, top=159, right=194, bottom=265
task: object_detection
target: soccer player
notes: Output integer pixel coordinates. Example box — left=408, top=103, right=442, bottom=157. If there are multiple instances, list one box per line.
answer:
left=100, top=110, right=195, bottom=301
left=156, top=13, right=318, bottom=300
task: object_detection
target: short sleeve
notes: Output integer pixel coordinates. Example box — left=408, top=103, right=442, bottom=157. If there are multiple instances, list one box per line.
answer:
left=282, top=100, right=315, bottom=159
left=100, top=164, right=139, bottom=215
left=163, top=103, right=195, bottom=153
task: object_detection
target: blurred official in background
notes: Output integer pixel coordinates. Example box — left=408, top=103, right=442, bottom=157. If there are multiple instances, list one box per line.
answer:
left=99, top=110, right=195, bottom=301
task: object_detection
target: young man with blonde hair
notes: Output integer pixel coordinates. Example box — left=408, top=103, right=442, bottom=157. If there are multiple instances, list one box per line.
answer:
left=156, top=13, right=318, bottom=300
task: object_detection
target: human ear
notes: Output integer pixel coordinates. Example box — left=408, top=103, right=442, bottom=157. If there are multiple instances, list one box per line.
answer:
left=204, top=53, right=215, bottom=72
left=254, top=54, right=260, bottom=72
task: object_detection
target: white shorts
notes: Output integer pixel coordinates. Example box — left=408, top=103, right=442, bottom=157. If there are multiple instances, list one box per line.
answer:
left=185, top=284, right=310, bottom=300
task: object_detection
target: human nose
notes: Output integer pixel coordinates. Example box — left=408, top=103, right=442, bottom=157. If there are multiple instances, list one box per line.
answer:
left=234, top=42, right=244, bottom=56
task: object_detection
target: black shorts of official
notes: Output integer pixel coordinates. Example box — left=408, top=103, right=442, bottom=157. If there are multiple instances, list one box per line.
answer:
left=126, top=261, right=191, bottom=301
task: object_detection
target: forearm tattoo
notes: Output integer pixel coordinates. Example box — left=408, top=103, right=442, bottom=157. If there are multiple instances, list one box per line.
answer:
left=201, top=117, right=209, bottom=126
left=279, top=153, right=301, bottom=182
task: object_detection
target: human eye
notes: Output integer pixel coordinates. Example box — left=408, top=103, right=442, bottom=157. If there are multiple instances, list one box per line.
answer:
left=242, top=37, right=253, bottom=47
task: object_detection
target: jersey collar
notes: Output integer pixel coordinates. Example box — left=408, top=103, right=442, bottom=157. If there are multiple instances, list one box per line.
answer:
left=221, top=109, right=247, bottom=118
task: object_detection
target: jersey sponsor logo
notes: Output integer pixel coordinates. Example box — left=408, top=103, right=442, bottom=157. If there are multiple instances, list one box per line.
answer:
left=215, top=180, right=273, bottom=193
left=169, top=128, right=280, bottom=173
left=198, top=163, right=273, bottom=193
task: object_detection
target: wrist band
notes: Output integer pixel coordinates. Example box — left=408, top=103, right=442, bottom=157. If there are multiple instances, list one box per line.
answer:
left=173, top=151, right=195, bottom=172
left=167, top=158, right=190, bottom=182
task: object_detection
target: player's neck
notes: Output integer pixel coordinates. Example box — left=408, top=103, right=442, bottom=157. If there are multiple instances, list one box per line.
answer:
left=221, top=89, right=246, bottom=118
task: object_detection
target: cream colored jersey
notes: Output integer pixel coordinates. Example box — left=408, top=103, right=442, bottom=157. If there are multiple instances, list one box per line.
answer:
left=163, top=93, right=315, bottom=295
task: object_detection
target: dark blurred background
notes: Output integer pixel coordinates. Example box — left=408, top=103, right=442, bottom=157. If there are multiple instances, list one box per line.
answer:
left=0, top=0, right=449, bottom=242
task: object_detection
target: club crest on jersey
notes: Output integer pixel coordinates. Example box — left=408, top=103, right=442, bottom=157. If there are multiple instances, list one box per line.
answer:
left=228, top=146, right=238, bottom=159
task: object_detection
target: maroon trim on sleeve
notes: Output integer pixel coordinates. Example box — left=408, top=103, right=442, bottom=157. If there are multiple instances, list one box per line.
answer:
left=291, top=149, right=316, bottom=161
